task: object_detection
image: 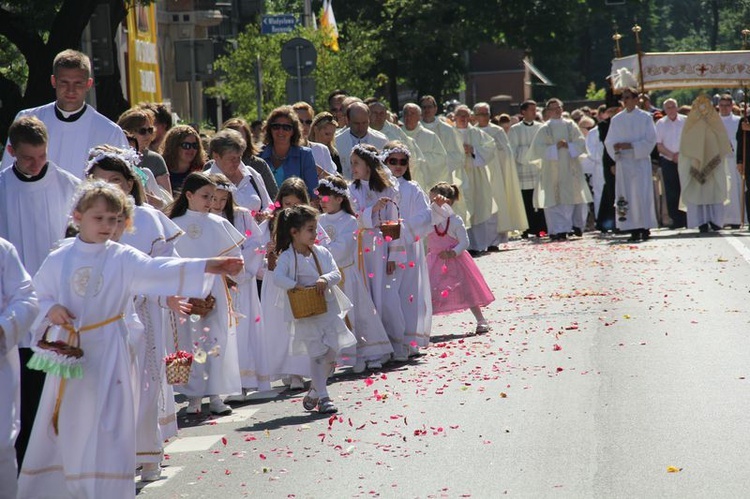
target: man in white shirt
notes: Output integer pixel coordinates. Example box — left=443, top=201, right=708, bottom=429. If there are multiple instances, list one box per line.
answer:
left=718, top=94, right=742, bottom=228
left=655, top=98, right=686, bottom=228
left=334, top=101, right=388, bottom=179
left=1, top=49, right=128, bottom=177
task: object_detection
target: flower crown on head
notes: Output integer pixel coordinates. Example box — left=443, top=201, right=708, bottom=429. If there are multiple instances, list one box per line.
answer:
left=214, top=180, right=237, bottom=192
left=351, top=143, right=382, bottom=164
left=317, top=177, right=348, bottom=197
left=380, top=146, right=411, bottom=161
left=85, top=147, right=148, bottom=187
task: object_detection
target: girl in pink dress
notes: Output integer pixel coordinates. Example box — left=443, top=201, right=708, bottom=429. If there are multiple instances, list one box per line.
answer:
left=427, top=182, right=494, bottom=334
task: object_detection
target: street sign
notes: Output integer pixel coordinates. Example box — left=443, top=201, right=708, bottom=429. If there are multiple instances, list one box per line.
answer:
left=286, top=77, right=316, bottom=105
left=280, top=37, right=317, bottom=77
left=174, top=40, right=215, bottom=82
left=261, top=14, right=299, bottom=35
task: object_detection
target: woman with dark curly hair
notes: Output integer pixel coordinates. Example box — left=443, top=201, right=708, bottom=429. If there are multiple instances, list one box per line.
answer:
left=258, top=106, right=318, bottom=199
left=160, top=124, right=207, bottom=196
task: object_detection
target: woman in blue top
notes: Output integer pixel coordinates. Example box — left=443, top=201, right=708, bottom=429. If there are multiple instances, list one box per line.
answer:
left=259, top=106, right=318, bottom=200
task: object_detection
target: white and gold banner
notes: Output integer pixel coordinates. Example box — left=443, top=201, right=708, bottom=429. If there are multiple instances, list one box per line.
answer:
left=611, top=51, right=750, bottom=91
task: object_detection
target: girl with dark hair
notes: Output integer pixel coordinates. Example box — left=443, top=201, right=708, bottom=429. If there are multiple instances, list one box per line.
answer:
left=382, top=142, right=433, bottom=359
left=168, top=172, right=246, bottom=416
left=347, top=144, right=403, bottom=357
left=208, top=174, right=267, bottom=400
left=318, top=176, right=393, bottom=372
left=271, top=205, right=356, bottom=414
left=427, top=182, right=494, bottom=335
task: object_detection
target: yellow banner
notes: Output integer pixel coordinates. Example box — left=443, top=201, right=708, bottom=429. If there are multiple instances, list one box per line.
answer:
left=126, top=3, right=161, bottom=103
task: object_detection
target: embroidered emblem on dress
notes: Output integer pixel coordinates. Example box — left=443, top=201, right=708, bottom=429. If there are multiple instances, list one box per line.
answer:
left=187, top=223, right=203, bottom=239
left=72, top=267, right=104, bottom=297
left=324, top=224, right=336, bottom=240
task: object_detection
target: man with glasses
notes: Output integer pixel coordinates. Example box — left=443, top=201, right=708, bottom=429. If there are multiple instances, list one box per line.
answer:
left=604, top=88, right=658, bottom=241
left=419, top=95, right=465, bottom=183
left=718, top=94, right=742, bottom=228
left=528, top=98, right=592, bottom=241
left=655, top=98, right=687, bottom=229
left=473, top=102, right=528, bottom=247
left=327, top=89, right=348, bottom=129
left=1, top=49, right=127, bottom=177
left=334, top=101, right=387, bottom=179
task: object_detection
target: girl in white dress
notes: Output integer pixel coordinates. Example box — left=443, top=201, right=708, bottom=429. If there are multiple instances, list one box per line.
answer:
left=318, top=176, right=393, bottom=371
left=348, top=144, right=404, bottom=362
left=208, top=173, right=267, bottom=400
left=382, top=142, right=433, bottom=358
left=272, top=205, right=356, bottom=413
left=18, top=181, right=243, bottom=499
left=167, top=173, right=245, bottom=416
left=86, top=146, right=183, bottom=481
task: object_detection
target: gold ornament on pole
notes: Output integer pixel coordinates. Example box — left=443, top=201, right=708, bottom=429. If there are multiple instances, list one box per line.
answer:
left=632, top=24, right=645, bottom=93
left=612, top=31, right=623, bottom=59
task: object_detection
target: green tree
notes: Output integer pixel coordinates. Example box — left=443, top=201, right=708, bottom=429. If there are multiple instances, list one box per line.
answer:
left=213, top=24, right=380, bottom=119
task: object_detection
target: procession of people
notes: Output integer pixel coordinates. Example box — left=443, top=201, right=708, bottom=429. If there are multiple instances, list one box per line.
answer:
left=1, top=48, right=749, bottom=498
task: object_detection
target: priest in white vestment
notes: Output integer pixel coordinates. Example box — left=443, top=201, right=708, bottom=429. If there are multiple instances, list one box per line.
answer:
left=508, top=100, right=546, bottom=236
left=402, top=103, right=450, bottom=190
left=678, top=95, right=733, bottom=232
left=527, top=98, right=592, bottom=241
left=718, top=94, right=743, bottom=227
left=473, top=102, right=528, bottom=245
left=604, top=89, right=658, bottom=241
left=1, top=50, right=127, bottom=177
left=334, top=102, right=388, bottom=179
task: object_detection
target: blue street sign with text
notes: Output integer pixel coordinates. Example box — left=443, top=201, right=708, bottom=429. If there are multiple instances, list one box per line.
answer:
left=261, top=14, right=299, bottom=35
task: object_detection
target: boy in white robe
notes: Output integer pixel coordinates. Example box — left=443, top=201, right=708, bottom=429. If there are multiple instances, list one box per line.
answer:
left=718, top=94, right=743, bottom=228
left=604, top=89, right=658, bottom=241
left=0, top=239, right=38, bottom=499
left=0, top=116, right=79, bottom=470
left=1, top=49, right=127, bottom=177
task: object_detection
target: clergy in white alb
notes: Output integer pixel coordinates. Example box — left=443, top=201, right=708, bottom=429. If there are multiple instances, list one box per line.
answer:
left=527, top=99, right=592, bottom=238
left=718, top=95, right=743, bottom=226
left=603, top=90, right=658, bottom=234
left=369, top=104, right=429, bottom=190
left=677, top=95, right=733, bottom=229
left=453, top=106, right=501, bottom=251
left=402, top=103, right=450, bottom=190
left=0, top=239, right=38, bottom=499
left=334, top=102, right=388, bottom=179
left=508, top=101, right=545, bottom=235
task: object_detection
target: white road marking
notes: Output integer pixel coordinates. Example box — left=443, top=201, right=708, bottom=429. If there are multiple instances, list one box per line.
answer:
left=200, top=407, right=259, bottom=425
left=164, top=434, right=225, bottom=453
left=135, top=466, right=184, bottom=489
left=724, top=236, right=750, bottom=262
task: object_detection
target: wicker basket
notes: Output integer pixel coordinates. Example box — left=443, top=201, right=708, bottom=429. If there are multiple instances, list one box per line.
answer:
left=188, top=294, right=215, bottom=317
left=37, top=326, right=84, bottom=360
left=165, top=358, right=192, bottom=385
left=288, top=286, right=327, bottom=319
left=376, top=199, right=402, bottom=240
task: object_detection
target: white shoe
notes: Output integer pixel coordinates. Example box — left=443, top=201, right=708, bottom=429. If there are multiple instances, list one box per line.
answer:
left=352, top=358, right=366, bottom=374
left=392, top=354, right=408, bottom=362
left=209, top=396, right=232, bottom=415
left=186, top=397, right=202, bottom=414
left=224, top=389, right=247, bottom=403
left=289, top=375, right=305, bottom=391
left=140, top=462, right=162, bottom=482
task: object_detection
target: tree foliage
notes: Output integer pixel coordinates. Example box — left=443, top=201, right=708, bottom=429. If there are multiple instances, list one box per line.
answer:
left=213, top=24, right=380, bottom=119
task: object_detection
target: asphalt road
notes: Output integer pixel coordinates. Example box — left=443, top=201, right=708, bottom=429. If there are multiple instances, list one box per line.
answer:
left=136, top=229, right=750, bottom=498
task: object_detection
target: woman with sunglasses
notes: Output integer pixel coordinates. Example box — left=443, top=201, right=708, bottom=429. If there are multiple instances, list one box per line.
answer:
left=309, top=112, right=342, bottom=174
left=292, top=101, right=337, bottom=178
left=258, top=106, right=318, bottom=200
left=160, top=124, right=207, bottom=196
left=117, top=107, right=172, bottom=196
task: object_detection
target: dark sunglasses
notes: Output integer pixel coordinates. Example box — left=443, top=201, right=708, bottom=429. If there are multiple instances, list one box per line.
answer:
left=270, top=123, right=294, bottom=132
left=300, top=119, right=313, bottom=125
left=180, top=141, right=199, bottom=150
left=386, top=158, right=409, bottom=166
left=136, top=126, right=155, bottom=135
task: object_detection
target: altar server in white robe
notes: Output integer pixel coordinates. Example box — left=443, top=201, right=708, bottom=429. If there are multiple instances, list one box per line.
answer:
left=453, top=106, right=502, bottom=252
left=585, top=120, right=606, bottom=216
left=85, top=146, right=183, bottom=481
left=208, top=174, right=268, bottom=400
left=402, top=103, right=451, bottom=189
left=382, top=143, right=433, bottom=357
left=0, top=116, right=79, bottom=470
left=604, top=88, right=658, bottom=241
left=718, top=94, right=743, bottom=227
left=508, top=101, right=546, bottom=237
left=0, top=239, right=38, bottom=499
left=1, top=50, right=127, bottom=176
left=334, top=102, right=388, bottom=179
left=678, top=95, right=733, bottom=232
left=18, top=181, right=243, bottom=499
left=317, top=176, right=393, bottom=371
left=529, top=98, right=593, bottom=241
left=473, top=102, right=529, bottom=244
left=168, top=173, right=245, bottom=416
